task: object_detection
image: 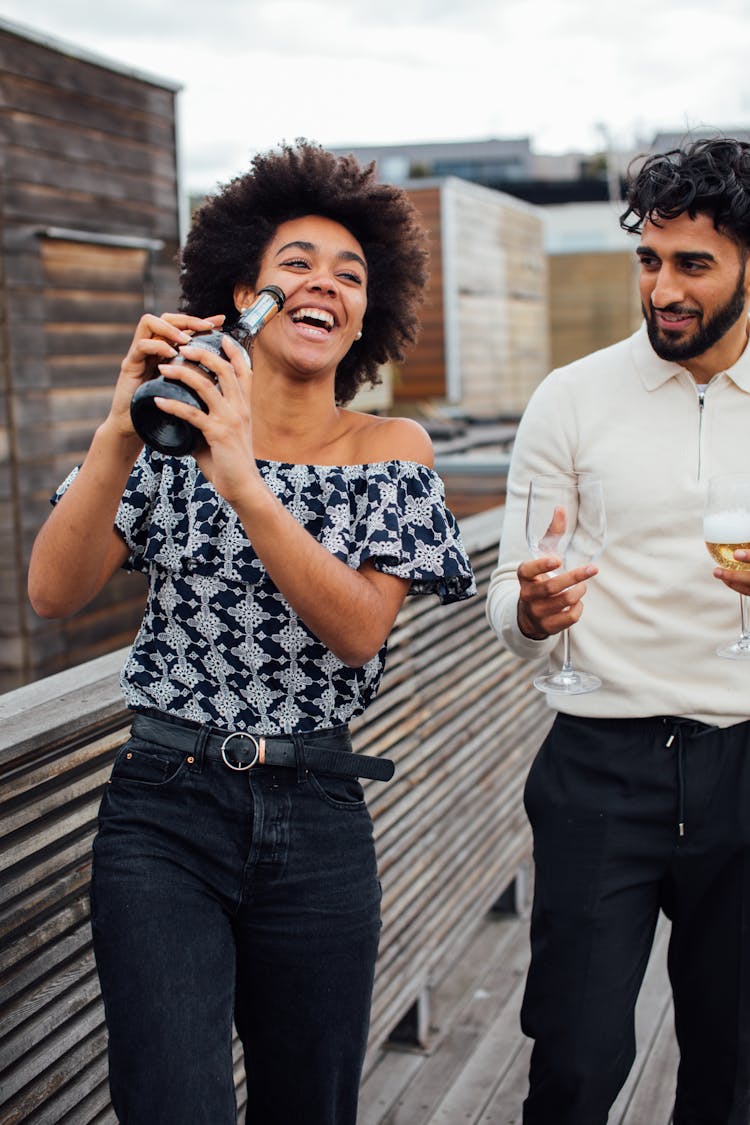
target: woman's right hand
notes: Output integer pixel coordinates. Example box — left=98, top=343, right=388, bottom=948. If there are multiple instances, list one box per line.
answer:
left=105, top=312, right=225, bottom=441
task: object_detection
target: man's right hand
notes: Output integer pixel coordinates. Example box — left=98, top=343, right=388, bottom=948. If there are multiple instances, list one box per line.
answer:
left=516, top=556, right=598, bottom=640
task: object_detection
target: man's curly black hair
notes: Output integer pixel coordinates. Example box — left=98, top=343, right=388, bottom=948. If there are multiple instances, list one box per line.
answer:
left=179, top=140, right=429, bottom=406
left=619, top=136, right=750, bottom=248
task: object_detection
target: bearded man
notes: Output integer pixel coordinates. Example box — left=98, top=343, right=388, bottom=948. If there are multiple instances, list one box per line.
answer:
left=487, top=137, right=750, bottom=1125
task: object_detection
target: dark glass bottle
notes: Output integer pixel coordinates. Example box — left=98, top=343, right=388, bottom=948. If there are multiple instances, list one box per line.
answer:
left=129, top=285, right=285, bottom=456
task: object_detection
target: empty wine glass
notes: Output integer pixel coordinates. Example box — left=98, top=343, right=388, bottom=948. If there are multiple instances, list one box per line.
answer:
left=703, top=474, right=750, bottom=659
left=525, top=472, right=607, bottom=694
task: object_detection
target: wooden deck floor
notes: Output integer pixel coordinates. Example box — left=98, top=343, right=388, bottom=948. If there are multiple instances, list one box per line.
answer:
left=360, top=907, right=677, bottom=1125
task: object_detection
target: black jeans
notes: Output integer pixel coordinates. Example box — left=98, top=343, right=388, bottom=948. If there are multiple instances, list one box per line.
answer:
left=91, top=715, right=382, bottom=1125
left=521, top=713, right=750, bottom=1125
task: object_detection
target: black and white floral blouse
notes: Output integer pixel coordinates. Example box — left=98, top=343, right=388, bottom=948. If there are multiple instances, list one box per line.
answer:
left=54, top=453, right=476, bottom=735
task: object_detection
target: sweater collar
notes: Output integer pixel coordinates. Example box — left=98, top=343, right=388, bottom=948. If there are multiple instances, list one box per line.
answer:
left=632, top=319, right=750, bottom=392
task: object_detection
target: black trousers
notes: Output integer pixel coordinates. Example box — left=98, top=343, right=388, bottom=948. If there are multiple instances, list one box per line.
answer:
left=521, top=713, right=750, bottom=1125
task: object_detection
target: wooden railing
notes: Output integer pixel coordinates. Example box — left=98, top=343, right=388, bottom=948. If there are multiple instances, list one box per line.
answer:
left=0, top=506, right=551, bottom=1124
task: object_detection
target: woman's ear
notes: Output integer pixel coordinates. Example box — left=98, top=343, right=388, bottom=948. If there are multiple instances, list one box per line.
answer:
left=233, top=283, right=255, bottom=311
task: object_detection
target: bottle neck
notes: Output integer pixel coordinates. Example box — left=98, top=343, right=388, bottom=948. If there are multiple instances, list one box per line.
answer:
left=235, top=286, right=284, bottom=341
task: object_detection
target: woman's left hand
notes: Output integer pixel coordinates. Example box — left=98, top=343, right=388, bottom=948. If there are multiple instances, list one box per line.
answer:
left=155, top=334, right=260, bottom=504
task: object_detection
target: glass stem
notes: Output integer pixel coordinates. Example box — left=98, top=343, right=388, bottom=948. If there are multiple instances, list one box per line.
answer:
left=739, top=594, right=750, bottom=648
left=560, top=627, right=574, bottom=674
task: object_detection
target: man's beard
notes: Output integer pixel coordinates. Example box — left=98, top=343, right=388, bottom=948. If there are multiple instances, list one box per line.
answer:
left=644, top=269, right=747, bottom=363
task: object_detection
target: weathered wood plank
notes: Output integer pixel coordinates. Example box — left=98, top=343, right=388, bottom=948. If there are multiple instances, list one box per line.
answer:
left=359, top=1052, right=424, bottom=1125
left=0, top=32, right=179, bottom=106
left=360, top=912, right=523, bottom=1124
left=381, top=921, right=530, bottom=1124
left=0, top=648, right=128, bottom=759
left=429, top=976, right=528, bottom=1122
left=359, top=910, right=678, bottom=1125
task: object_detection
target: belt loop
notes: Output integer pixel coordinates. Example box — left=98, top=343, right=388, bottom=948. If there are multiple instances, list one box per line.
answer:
left=192, top=724, right=210, bottom=772
left=292, top=733, right=306, bottom=784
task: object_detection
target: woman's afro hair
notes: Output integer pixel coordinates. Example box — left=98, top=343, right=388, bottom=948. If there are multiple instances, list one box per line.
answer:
left=179, top=139, right=430, bottom=405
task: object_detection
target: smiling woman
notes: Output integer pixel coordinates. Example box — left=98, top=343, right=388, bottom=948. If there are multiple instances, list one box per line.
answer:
left=27, top=139, right=476, bottom=1125
left=232, top=214, right=370, bottom=398
left=179, top=141, right=429, bottom=407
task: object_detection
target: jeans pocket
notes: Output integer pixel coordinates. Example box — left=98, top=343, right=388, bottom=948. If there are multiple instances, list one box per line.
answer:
left=110, top=738, right=187, bottom=788
left=306, top=771, right=367, bottom=811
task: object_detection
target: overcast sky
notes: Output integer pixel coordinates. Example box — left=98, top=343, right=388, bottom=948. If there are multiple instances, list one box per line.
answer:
left=2, top=0, right=750, bottom=195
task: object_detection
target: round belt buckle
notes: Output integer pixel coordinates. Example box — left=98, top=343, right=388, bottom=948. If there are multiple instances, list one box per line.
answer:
left=220, top=731, right=260, bottom=771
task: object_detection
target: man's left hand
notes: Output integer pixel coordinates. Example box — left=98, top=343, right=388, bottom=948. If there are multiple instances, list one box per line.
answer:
left=714, top=550, right=750, bottom=594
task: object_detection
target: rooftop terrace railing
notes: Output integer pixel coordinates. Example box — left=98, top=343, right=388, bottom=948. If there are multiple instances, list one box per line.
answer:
left=0, top=505, right=551, bottom=1124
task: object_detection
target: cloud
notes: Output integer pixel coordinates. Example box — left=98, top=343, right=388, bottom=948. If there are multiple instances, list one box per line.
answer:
left=1, top=0, right=749, bottom=193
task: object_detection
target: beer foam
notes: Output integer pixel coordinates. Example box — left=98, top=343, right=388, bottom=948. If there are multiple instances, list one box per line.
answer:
left=703, top=510, right=750, bottom=541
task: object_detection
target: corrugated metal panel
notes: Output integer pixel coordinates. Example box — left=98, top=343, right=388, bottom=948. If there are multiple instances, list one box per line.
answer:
left=0, top=506, right=551, bottom=1122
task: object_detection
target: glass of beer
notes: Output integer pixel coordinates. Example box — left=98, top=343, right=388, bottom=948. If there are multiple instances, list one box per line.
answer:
left=704, top=474, right=750, bottom=659
left=525, top=472, right=607, bottom=693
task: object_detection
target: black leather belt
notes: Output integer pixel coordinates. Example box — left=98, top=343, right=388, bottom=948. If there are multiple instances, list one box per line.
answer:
left=130, top=712, right=394, bottom=782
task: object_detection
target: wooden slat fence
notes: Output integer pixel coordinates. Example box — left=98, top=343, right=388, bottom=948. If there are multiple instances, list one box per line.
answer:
left=0, top=505, right=552, bottom=1123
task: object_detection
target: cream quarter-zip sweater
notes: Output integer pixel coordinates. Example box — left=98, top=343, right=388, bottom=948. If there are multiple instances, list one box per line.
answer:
left=486, top=322, right=750, bottom=727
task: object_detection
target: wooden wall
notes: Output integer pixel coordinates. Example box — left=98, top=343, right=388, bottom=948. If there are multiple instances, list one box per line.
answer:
left=449, top=180, right=548, bottom=418
left=0, top=506, right=552, bottom=1124
left=548, top=250, right=641, bottom=369
left=395, top=185, right=447, bottom=402
left=398, top=179, right=548, bottom=418
left=0, top=22, right=181, bottom=692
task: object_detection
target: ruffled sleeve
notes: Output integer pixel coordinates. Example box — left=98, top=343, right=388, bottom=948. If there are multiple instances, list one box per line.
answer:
left=51, top=465, right=81, bottom=505
left=51, top=450, right=166, bottom=573
left=350, top=461, right=476, bottom=604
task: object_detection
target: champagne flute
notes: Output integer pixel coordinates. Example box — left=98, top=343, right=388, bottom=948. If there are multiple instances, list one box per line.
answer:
left=525, top=472, right=607, bottom=694
left=703, top=474, right=750, bottom=659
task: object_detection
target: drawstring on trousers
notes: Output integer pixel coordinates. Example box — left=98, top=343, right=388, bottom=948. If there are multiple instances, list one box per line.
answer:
left=663, top=717, right=719, bottom=839
left=664, top=727, right=686, bottom=838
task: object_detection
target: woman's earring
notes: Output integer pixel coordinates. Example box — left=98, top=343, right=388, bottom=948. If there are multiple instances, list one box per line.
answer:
left=355, top=330, right=363, bottom=340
